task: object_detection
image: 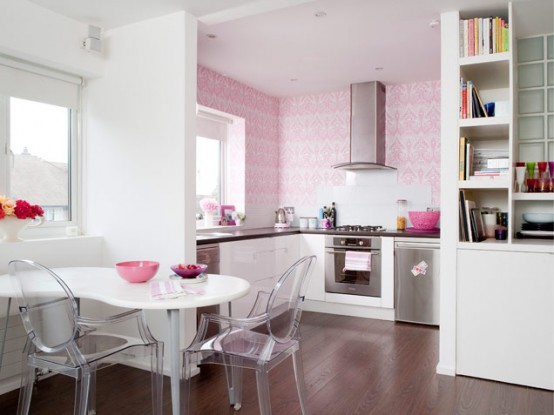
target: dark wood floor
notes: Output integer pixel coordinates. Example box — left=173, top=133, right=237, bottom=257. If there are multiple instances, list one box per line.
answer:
left=0, top=311, right=552, bottom=414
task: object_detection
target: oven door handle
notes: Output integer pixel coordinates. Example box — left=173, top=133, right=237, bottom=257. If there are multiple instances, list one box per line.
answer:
left=325, top=249, right=380, bottom=255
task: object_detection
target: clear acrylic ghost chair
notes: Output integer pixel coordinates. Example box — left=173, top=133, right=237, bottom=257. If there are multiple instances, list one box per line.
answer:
left=8, top=260, right=164, bottom=415
left=183, top=255, right=316, bottom=415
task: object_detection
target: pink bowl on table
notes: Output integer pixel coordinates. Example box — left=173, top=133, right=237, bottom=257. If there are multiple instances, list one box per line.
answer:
left=115, top=261, right=159, bottom=283
left=171, top=263, right=208, bottom=278
left=408, top=211, right=441, bottom=230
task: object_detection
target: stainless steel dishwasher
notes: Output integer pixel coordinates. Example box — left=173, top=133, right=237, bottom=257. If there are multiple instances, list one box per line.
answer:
left=394, top=240, right=440, bottom=326
left=196, top=244, right=220, bottom=318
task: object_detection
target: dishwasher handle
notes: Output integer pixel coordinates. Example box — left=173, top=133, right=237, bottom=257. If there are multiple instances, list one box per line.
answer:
left=395, top=242, right=440, bottom=250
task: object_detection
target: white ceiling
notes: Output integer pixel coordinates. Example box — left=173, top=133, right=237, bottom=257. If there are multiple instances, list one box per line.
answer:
left=29, top=0, right=553, bottom=97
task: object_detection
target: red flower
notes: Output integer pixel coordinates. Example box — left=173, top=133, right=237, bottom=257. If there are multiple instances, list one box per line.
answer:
left=31, top=205, right=44, bottom=218
left=14, top=200, right=32, bottom=219
left=0, top=204, right=5, bottom=219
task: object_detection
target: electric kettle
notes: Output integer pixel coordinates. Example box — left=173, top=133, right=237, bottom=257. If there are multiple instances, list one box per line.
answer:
left=274, top=208, right=289, bottom=228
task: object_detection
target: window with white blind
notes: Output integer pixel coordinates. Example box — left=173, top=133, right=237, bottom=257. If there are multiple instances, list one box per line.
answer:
left=196, top=106, right=231, bottom=217
left=0, top=56, right=81, bottom=227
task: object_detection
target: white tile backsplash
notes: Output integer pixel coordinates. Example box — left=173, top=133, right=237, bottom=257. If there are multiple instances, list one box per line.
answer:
left=321, top=184, right=432, bottom=230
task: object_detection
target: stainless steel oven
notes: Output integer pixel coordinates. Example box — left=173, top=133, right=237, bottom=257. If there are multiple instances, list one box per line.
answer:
left=325, top=235, right=381, bottom=297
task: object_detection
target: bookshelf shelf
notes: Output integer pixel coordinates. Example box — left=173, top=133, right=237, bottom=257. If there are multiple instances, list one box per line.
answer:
left=459, top=51, right=510, bottom=67
left=459, top=117, right=510, bottom=128
left=458, top=180, right=510, bottom=189
left=513, top=193, right=554, bottom=201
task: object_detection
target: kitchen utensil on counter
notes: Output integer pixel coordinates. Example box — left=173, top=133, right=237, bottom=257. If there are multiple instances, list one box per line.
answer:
left=275, top=208, right=290, bottom=228
left=396, top=200, right=407, bottom=231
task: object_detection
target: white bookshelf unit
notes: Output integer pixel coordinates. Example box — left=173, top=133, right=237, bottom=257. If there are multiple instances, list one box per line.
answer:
left=439, top=3, right=554, bottom=391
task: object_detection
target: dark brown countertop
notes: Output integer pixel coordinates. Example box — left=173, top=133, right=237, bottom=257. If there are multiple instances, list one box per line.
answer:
left=197, top=226, right=440, bottom=245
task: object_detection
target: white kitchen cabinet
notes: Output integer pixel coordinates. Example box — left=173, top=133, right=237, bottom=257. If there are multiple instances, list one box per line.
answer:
left=300, top=234, right=325, bottom=301
left=457, top=249, right=554, bottom=390
left=219, top=235, right=300, bottom=317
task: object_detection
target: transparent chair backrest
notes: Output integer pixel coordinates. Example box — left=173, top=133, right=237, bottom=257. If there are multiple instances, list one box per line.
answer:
left=8, top=260, right=79, bottom=354
left=266, top=256, right=315, bottom=343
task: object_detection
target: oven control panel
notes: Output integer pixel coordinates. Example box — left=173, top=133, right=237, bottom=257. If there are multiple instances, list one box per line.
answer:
left=326, top=236, right=381, bottom=250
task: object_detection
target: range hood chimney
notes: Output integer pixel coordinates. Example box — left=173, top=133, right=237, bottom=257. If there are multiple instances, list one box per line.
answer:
left=332, top=81, right=395, bottom=170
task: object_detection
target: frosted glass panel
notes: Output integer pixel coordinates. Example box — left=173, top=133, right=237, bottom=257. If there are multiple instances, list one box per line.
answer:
left=518, top=116, right=544, bottom=140
left=548, top=35, right=553, bottom=59
left=519, top=143, right=544, bottom=161
left=518, top=64, right=544, bottom=88
left=519, top=89, right=544, bottom=114
left=549, top=115, right=554, bottom=139
left=548, top=141, right=554, bottom=160
left=518, top=37, right=544, bottom=62
left=548, top=62, right=554, bottom=86
left=549, top=88, right=554, bottom=112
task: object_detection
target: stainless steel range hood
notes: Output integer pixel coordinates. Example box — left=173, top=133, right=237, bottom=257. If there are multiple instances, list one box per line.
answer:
left=332, top=81, right=395, bottom=170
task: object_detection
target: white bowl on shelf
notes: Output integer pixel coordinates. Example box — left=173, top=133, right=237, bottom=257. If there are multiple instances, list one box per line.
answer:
left=522, top=213, right=554, bottom=224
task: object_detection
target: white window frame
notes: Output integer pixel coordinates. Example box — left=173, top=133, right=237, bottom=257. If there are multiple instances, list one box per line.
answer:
left=196, top=105, right=232, bottom=210
left=0, top=56, right=81, bottom=237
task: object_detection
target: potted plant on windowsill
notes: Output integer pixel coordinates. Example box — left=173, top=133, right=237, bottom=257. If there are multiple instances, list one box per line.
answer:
left=232, top=212, right=246, bottom=226
left=0, top=196, right=44, bottom=242
left=199, top=198, right=218, bottom=227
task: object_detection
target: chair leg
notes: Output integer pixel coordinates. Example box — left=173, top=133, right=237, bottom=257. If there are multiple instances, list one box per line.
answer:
left=150, top=343, right=164, bottom=415
left=88, top=371, right=96, bottom=415
left=182, top=351, right=193, bottom=415
left=292, top=350, right=309, bottom=415
left=224, top=359, right=242, bottom=410
left=16, top=365, right=35, bottom=415
left=75, top=370, right=91, bottom=415
left=255, top=368, right=272, bottom=415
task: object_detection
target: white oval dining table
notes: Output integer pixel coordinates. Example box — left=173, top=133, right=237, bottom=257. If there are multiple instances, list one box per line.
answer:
left=0, top=267, right=250, bottom=415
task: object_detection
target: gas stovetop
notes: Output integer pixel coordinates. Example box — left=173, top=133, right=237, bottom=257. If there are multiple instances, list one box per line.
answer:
left=333, top=225, right=385, bottom=232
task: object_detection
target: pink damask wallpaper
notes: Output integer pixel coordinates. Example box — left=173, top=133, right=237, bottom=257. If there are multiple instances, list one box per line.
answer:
left=279, top=90, right=350, bottom=206
left=279, top=82, right=441, bottom=206
left=197, top=66, right=280, bottom=206
left=386, top=81, right=441, bottom=206
left=197, top=65, right=441, bottom=209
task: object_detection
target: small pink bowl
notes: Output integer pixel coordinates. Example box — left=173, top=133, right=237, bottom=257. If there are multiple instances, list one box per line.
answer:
left=116, top=261, right=159, bottom=283
left=170, top=263, right=208, bottom=278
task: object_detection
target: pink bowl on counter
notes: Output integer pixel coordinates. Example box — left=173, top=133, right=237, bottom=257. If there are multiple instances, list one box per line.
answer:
left=408, top=211, right=441, bottom=230
left=115, top=260, right=159, bottom=283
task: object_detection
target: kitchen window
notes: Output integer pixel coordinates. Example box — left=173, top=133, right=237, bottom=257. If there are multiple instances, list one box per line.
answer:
left=0, top=57, right=81, bottom=231
left=196, top=107, right=231, bottom=218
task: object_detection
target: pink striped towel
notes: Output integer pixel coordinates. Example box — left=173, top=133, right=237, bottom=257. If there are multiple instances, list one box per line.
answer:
left=149, top=281, right=204, bottom=300
left=343, top=251, right=372, bottom=272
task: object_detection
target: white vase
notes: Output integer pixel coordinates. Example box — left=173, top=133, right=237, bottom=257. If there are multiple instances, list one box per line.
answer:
left=203, top=212, right=214, bottom=227
left=0, top=216, right=44, bottom=242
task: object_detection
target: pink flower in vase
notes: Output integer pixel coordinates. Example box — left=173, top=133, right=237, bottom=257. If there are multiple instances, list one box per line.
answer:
left=199, top=198, right=218, bottom=214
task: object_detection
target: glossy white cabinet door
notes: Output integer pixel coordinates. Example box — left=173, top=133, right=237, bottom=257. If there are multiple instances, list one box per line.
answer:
left=457, top=249, right=554, bottom=390
left=219, top=235, right=300, bottom=317
left=300, top=234, right=325, bottom=301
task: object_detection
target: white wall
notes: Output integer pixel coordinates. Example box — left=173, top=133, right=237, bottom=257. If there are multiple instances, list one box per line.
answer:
left=0, top=0, right=103, bottom=78
left=83, top=11, right=198, bottom=347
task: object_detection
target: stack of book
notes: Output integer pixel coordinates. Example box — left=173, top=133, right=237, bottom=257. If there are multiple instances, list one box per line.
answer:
left=459, top=16, right=509, bottom=57
left=460, top=79, right=488, bottom=119
left=470, top=150, right=509, bottom=180
left=458, top=137, right=473, bottom=180
left=459, top=138, right=509, bottom=181
left=459, top=189, right=486, bottom=242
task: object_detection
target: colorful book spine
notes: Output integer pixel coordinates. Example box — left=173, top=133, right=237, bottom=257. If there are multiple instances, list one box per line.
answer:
left=468, top=18, right=474, bottom=56
left=459, top=16, right=509, bottom=57
left=459, top=137, right=467, bottom=180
